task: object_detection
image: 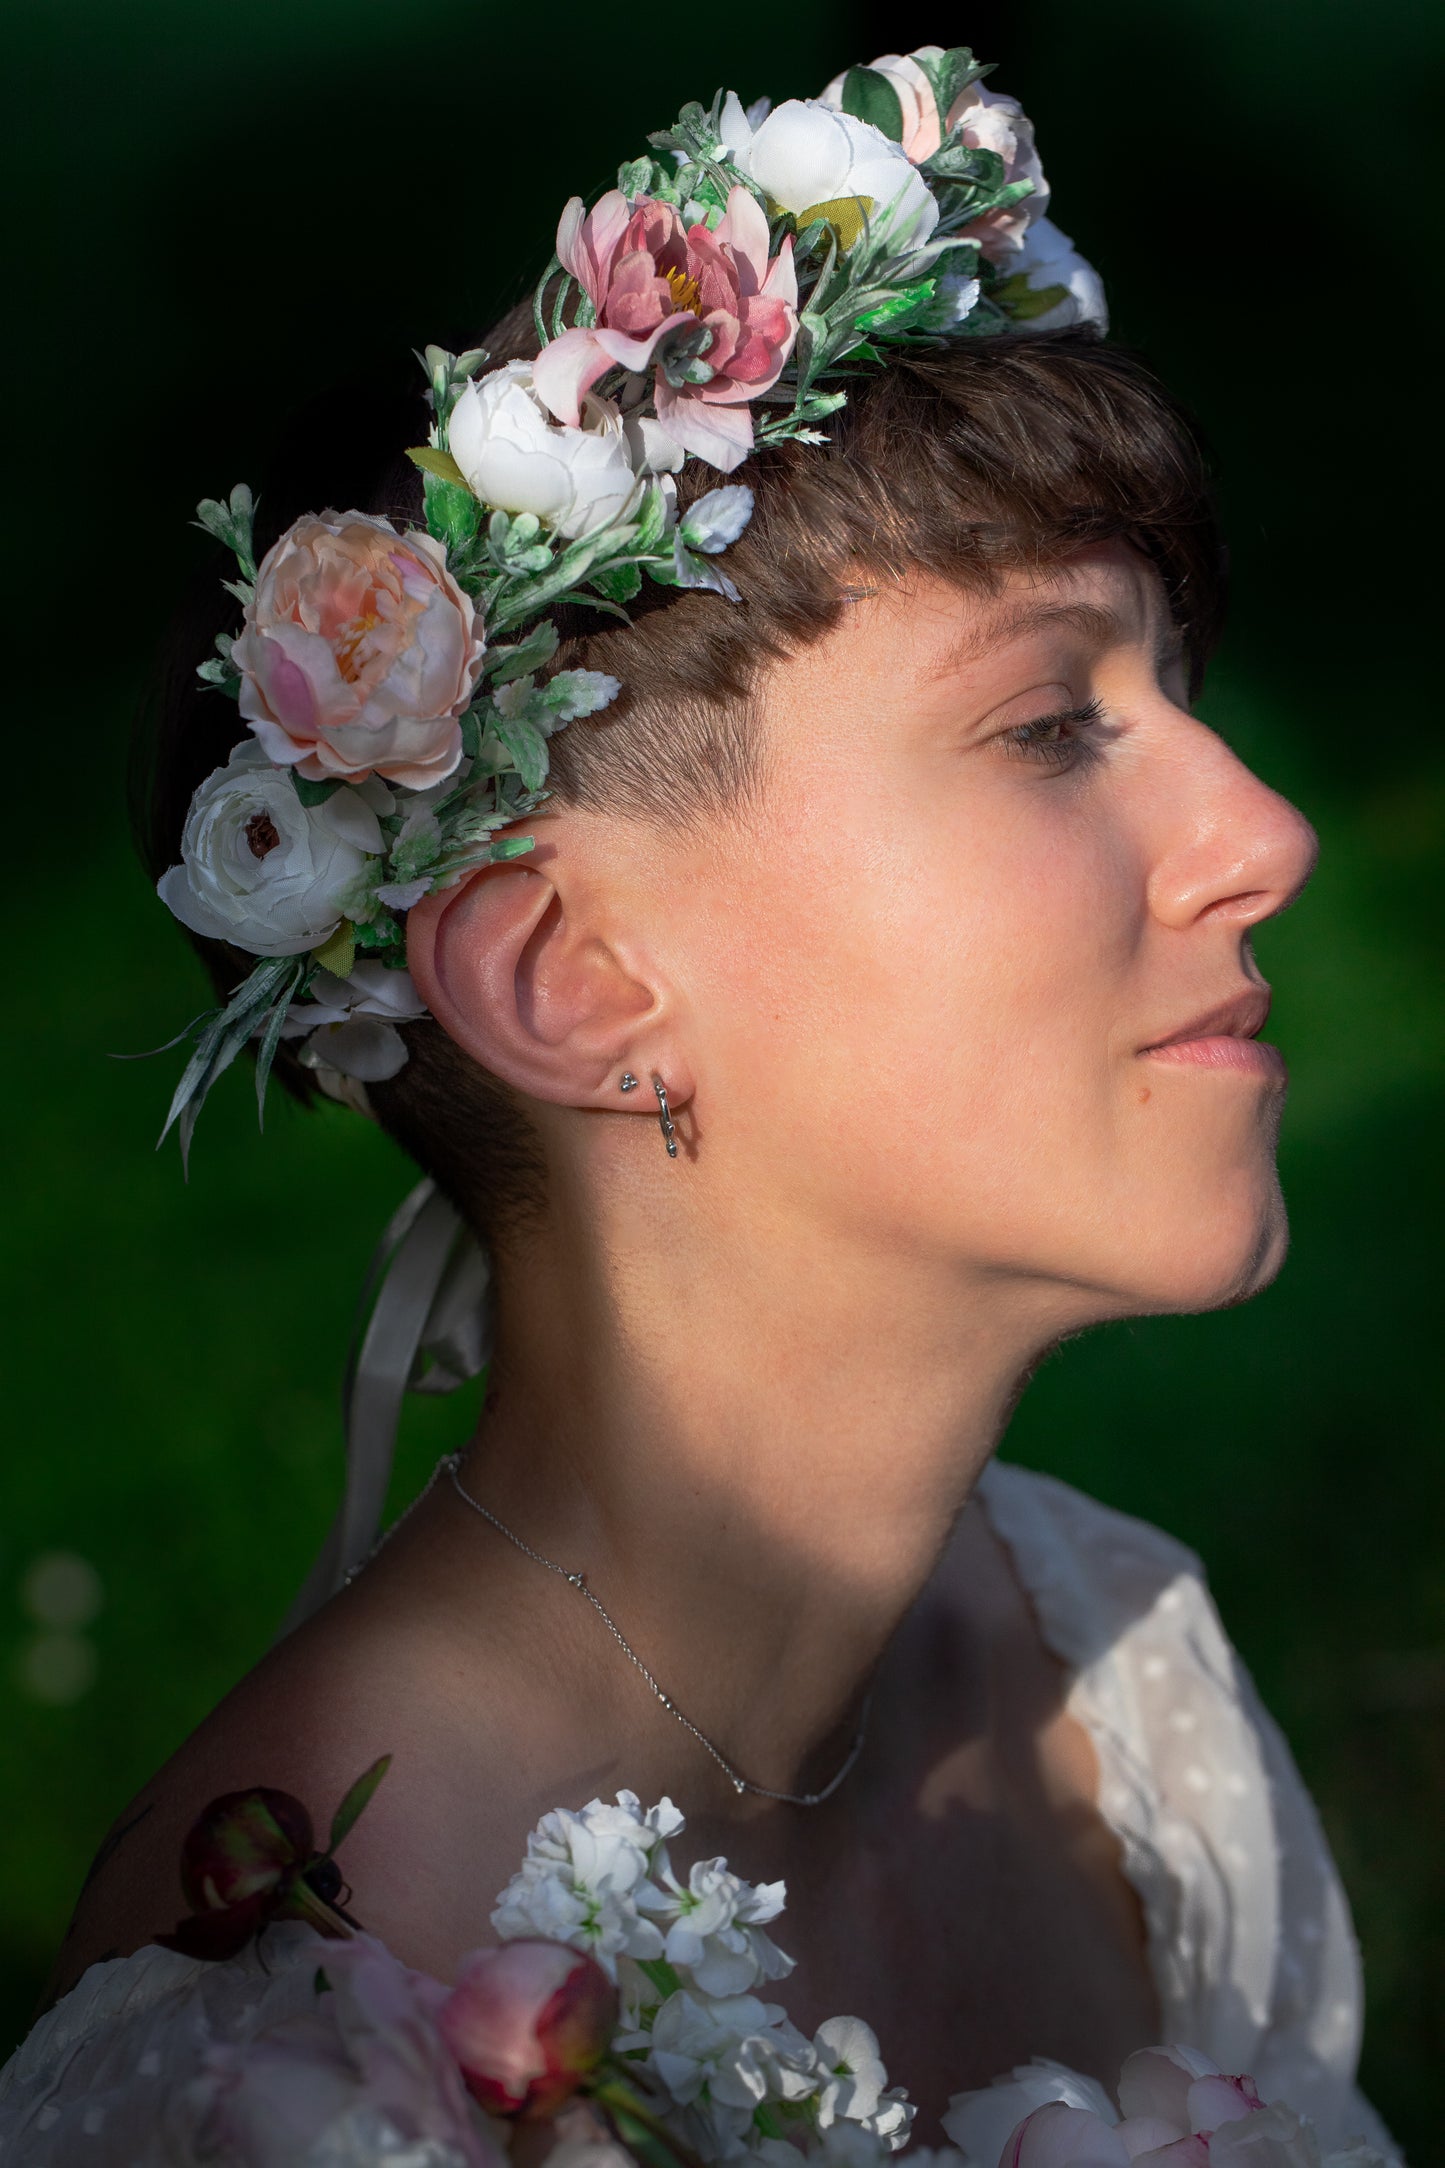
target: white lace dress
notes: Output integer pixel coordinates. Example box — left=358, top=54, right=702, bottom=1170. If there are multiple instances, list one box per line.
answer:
left=0, top=1463, right=1401, bottom=2164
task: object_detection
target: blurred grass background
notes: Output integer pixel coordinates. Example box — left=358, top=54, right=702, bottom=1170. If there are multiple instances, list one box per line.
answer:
left=3, top=0, right=1440, bottom=2154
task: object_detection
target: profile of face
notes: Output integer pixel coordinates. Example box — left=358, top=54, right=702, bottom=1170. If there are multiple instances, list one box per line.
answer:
left=410, top=539, right=1317, bottom=1333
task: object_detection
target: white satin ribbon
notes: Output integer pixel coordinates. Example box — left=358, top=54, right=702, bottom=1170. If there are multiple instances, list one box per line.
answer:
left=274, top=1179, right=494, bottom=1640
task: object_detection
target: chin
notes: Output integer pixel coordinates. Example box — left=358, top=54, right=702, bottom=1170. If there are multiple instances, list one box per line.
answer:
left=1147, top=1181, right=1291, bottom=1316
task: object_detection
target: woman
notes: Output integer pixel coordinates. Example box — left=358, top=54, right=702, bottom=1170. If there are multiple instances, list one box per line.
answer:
left=2, top=45, right=1398, bottom=2168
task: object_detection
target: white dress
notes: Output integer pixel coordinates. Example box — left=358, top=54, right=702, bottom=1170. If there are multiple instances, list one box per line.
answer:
left=0, top=1463, right=1401, bottom=2164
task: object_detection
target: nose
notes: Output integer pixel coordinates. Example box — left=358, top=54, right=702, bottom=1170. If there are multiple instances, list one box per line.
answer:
left=1146, top=714, right=1319, bottom=933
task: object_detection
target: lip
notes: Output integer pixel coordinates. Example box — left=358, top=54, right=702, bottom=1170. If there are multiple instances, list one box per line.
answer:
left=1139, top=987, right=1286, bottom=1080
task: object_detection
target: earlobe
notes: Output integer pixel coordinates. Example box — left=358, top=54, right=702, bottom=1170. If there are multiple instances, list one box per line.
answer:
left=404, top=862, right=693, bottom=1111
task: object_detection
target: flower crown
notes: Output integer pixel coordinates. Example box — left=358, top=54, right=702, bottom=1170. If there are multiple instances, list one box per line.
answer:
left=156, top=44, right=1105, bottom=1161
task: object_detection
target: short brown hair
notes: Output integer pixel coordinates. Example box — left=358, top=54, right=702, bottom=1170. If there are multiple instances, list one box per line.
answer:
left=135, top=319, right=1226, bottom=1244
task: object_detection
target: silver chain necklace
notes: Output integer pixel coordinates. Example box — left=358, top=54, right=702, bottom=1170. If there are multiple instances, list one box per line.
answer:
left=432, top=1452, right=871, bottom=1808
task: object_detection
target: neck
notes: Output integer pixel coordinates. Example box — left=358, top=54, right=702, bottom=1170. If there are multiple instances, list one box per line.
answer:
left=446, top=1163, right=1082, bottom=1809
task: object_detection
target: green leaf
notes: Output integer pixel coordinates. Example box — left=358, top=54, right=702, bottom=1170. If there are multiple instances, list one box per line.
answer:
left=423, top=472, right=481, bottom=555
left=542, top=668, right=620, bottom=722
left=489, top=708, right=550, bottom=794
left=636, top=1957, right=685, bottom=2001
left=992, top=272, right=1069, bottom=322
left=857, top=279, right=936, bottom=331
left=406, top=445, right=468, bottom=487
left=592, top=562, right=643, bottom=605
left=310, top=921, right=356, bottom=979
left=915, top=44, right=992, bottom=124
left=839, top=65, right=905, bottom=143
left=253, top=972, right=302, bottom=1127
left=489, top=833, right=537, bottom=862
left=194, top=482, right=257, bottom=580
left=617, top=155, right=654, bottom=199
left=487, top=619, right=559, bottom=685
left=328, top=1753, right=393, bottom=1853
left=292, top=776, right=340, bottom=808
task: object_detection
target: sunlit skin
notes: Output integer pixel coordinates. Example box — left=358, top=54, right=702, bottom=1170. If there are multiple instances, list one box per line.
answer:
left=53, top=541, right=1317, bottom=2124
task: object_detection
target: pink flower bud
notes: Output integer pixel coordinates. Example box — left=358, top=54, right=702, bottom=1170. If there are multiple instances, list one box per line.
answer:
left=439, top=1938, right=619, bottom=2120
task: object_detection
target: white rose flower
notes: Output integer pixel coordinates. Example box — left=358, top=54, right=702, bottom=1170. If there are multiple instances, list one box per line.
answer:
left=1013, top=215, right=1109, bottom=332
left=158, top=742, right=381, bottom=958
left=719, top=93, right=937, bottom=254
left=449, top=361, right=641, bottom=539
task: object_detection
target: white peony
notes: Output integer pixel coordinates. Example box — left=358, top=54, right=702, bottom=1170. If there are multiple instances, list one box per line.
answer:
left=159, top=742, right=381, bottom=958
left=449, top=361, right=641, bottom=539
left=718, top=93, right=937, bottom=254
left=1012, top=215, right=1109, bottom=333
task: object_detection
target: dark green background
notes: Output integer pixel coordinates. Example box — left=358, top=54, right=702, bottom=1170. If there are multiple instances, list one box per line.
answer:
left=4, top=0, right=1440, bottom=2155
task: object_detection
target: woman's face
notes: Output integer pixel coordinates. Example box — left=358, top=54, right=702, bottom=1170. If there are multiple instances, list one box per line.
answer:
left=662, top=539, right=1318, bottom=1322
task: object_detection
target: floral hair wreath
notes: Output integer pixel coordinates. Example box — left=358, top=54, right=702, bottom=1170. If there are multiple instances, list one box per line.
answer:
left=156, top=43, right=1105, bottom=1162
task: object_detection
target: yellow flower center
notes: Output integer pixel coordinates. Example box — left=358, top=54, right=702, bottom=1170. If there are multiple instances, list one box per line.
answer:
left=664, top=266, right=703, bottom=316
left=335, top=610, right=380, bottom=681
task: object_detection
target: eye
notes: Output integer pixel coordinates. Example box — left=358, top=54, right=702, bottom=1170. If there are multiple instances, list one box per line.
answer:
left=1000, top=695, right=1106, bottom=771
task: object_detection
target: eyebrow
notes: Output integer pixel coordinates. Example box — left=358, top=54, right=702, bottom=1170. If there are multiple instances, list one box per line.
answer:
left=925, top=599, right=1128, bottom=679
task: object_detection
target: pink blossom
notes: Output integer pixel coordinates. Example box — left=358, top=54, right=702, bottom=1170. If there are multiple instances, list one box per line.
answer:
left=439, top=1937, right=620, bottom=2119
left=532, top=187, right=797, bottom=474
left=235, top=511, right=485, bottom=790
left=200, top=1934, right=502, bottom=2166
left=952, top=2046, right=1296, bottom=2168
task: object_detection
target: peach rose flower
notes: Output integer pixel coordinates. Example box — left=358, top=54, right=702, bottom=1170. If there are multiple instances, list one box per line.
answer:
left=234, top=511, right=485, bottom=790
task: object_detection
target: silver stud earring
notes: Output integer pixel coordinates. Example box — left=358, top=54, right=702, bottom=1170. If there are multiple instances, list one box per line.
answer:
left=651, top=1073, right=678, bottom=1158
left=619, top=1072, right=638, bottom=1093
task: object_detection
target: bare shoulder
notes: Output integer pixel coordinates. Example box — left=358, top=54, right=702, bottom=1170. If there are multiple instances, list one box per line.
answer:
left=42, top=1579, right=524, bottom=2011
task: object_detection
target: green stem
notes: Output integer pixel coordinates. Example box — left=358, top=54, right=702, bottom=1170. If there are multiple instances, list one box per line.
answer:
left=591, top=2075, right=707, bottom=2168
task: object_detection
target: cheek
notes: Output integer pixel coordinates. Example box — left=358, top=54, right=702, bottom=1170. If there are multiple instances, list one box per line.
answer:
left=693, top=781, right=1143, bottom=1206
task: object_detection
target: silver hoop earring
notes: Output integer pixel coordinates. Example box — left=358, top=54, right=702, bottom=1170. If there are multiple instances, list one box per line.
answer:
left=651, top=1074, right=679, bottom=1159
left=619, top=1073, right=638, bottom=1093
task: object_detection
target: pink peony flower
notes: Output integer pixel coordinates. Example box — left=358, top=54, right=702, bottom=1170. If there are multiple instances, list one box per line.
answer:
left=948, top=2046, right=1322, bottom=2168
left=201, top=1935, right=502, bottom=2167
left=439, top=1937, right=619, bottom=2119
left=820, top=48, right=1047, bottom=259
left=234, top=511, right=485, bottom=790
left=531, top=187, right=798, bottom=475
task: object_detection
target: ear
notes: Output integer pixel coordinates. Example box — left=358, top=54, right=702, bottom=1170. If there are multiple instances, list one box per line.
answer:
left=404, top=851, right=694, bottom=1111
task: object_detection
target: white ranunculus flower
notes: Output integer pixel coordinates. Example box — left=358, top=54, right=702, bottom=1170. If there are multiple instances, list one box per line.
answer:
left=1013, top=215, right=1108, bottom=333
left=719, top=93, right=937, bottom=253
left=449, top=361, right=641, bottom=539
left=158, top=742, right=380, bottom=958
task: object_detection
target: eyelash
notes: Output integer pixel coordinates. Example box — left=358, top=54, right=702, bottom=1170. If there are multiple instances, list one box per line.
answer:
left=1000, top=695, right=1106, bottom=772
